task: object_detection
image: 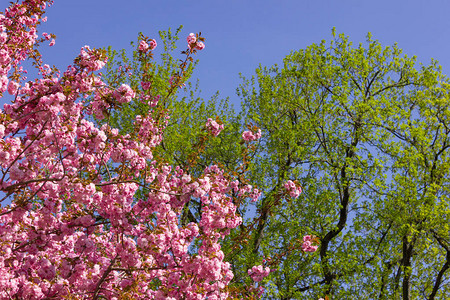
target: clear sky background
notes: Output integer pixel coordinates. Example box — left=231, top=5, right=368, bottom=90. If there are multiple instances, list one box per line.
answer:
left=6, top=0, right=450, bottom=108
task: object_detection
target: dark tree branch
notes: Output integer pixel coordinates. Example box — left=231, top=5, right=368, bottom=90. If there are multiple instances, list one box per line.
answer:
left=428, top=231, right=450, bottom=300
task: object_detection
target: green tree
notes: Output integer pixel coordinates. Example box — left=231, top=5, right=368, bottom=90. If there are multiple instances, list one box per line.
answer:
left=236, top=31, right=450, bottom=299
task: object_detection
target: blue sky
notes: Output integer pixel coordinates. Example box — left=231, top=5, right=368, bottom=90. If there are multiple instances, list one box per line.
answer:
left=7, top=0, right=450, bottom=107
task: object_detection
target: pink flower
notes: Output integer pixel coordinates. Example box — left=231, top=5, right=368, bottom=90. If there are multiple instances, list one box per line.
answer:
left=141, top=81, right=151, bottom=90
left=284, top=179, right=302, bottom=199
left=7, top=81, right=19, bottom=95
left=242, top=131, right=254, bottom=141
left=187, top=33, right=196, bottom=44
left=79, top=46, right=106, bottom=71
left=37, top=258, right=56, bottom=280
left=49, top=38, right=55, bottom=46
left=114, top=84, right=135, bottom=103
left=290, top=189, right=300, bottom=198
left=248, top=265, right=270, bottom=282
left=139, top=40, right=149, bottom=52
left=149, top=39, right=157, bottom=50
left=0, top=48, right=11, bottom=64
left=255, top=129, right=262, bottom=139
left=0, top=75, right=8, bottom=93
left=250, top=188, right=261, bottom=202
left=242, top=129, right=261, bottom=142
left=301, top=235, right=319, bottom=252
left=42, top=32, right=51, bottom=40
left=206, top=118, right=224, bottom=137
left=195, top=41, right=205, bottom=50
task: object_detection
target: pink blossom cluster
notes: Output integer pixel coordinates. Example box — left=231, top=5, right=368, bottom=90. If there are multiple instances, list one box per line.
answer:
left=7, top=80, right=19, bottom=95
left=79, top=45, right=107, bottom=71
left=0, top=0, right=49, bottom=95
left=141, top=80, right=151, bottom=90
left=42, top=32, right=55, bottom=46
left=284, top=179, right=302, bottom=199
left=89, top=82, right=137, bottom=119
left=138, top=39, right=157, bottom=52
left=206, top=117, right=224, bottom=137
left=187, top=33, right=205, bottom=50
left=301, top=235, right=319, bottom=253
left=114, top=83, right=135, bottom=103
left=242, top=128, right=262, bottom=141
left=248, top=264, right=271, bottom=282
left=138, top=40, right=148, bottom=51
left=238, top=183, right=261, bottom=202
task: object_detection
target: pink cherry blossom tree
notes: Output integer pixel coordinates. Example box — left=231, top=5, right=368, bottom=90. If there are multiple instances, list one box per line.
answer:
left=0, top=1, right=317, bottom=299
